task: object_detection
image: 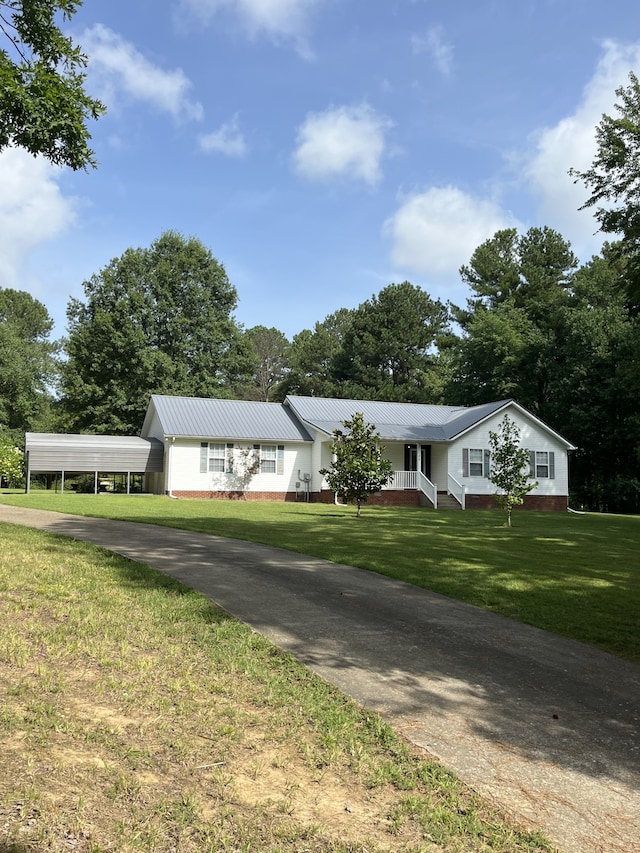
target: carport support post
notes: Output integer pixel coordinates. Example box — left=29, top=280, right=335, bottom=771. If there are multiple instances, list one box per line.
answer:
left=94, top=471, right=98, bottom=494
left=127, top=471, right=131, bottom=494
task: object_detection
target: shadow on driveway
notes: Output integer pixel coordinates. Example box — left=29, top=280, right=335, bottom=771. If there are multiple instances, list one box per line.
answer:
left=2, top=506, right=639, bottom=853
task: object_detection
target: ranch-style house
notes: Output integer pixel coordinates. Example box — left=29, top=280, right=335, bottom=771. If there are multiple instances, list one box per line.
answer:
left=25, top=394, right=576, bottom=510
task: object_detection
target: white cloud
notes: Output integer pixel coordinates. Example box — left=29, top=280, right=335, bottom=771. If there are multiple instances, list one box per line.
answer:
left=385, top=40, right=640, bottom=283
left=0, top=148, right=77, bottom=289
left=293, top=104, right=392, bottom=186
left=177, top=0, right=322, bottom=57
left=522, top=39, right=640, bottom=258
left=199, top=115, right=248, bottom=156
left=384, top=186, right=521, bottom=279
left=411, top=25, right=454, bottom=77
left=81, top=24, right=203, bottom=122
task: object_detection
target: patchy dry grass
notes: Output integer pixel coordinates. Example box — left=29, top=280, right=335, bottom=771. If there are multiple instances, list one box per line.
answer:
left=0, top=522, right=554, bottom=852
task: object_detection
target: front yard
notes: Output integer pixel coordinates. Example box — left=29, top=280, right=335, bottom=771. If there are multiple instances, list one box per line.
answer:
left=1, top=493, right=638, bottom=662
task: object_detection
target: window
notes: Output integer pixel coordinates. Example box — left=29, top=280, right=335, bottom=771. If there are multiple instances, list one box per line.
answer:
left=208, top=443, right=226, bottom=472
left=462, top=447, right=490, bottom=478
left=531, top=450, right=554, bottom=479
left=254, top=444, right=285, bottom=475
left=200, top=442, right=234, bottom=474
left=536, top=451, right=548, bottom=478
left=468, top=448, right=483, bottom=477
left=260, top=444, right=276, bottom=474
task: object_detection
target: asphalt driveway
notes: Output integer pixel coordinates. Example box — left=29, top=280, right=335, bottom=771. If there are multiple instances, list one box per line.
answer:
left=1, top=504, right=638, bottom=853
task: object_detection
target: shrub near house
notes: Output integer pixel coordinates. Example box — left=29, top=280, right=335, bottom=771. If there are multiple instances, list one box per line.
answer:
left=0, top=437, right=23, bottom=488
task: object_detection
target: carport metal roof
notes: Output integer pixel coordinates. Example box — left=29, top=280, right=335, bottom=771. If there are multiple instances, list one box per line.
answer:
left=25, top=433, right=164, bottom=474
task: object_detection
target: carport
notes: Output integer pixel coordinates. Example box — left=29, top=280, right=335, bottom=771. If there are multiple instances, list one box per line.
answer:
left=24, top=433, right=164, bottom=494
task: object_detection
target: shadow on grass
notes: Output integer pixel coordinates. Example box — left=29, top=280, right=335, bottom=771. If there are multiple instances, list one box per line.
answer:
left=22, top=508, right=640, bottom=801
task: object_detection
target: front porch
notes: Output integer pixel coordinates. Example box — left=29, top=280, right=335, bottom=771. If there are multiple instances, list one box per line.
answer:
left=384, top=470, right=466, bottom=510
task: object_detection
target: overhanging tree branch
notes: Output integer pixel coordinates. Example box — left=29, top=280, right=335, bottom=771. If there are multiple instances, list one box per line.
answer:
left=0, top=0, right=105, bottom=169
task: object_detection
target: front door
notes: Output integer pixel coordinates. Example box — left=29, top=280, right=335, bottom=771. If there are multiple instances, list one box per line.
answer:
left=404, top=444, right=417, bottom=472
left=420, top=444, right=431, bottom=480
left=405, top=444, right=431, bottom=479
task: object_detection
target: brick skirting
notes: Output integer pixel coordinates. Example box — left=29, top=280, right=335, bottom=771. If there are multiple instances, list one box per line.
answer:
left=170, top=490, right=299, bottom=501
left=464, top=494, right=568, bottom=511
left=314, top=489, right=421, bottom=506
left=169, top=490, right=568, bottom=511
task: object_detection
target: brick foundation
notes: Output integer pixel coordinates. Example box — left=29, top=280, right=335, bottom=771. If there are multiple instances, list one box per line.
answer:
left=464, top=494, right=568, bottom=511
left=170, top=490, right=299, bottom=501
left=314, top=489, right=421, bottom=506
left=169, top=490, right=568, bottom=510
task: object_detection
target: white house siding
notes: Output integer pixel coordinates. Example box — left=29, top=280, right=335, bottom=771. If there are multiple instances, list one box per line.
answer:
left=314, top=439, right=449, bottom=492
left=385, top=443, right=405, bottom=473
left=307, top=427, right=327, bottom=493
left=313, top=433, right=335, bottom=492
left=376, top=442, right=448, bottom=490
left=430, top=445, right=448, bottom=491
left=448, top=406, right=570, bottom=501
left=168, top=439, right=312, bottom=496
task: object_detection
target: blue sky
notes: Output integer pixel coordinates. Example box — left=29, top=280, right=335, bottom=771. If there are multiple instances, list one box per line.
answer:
left=2, top=0, right=640, bottom=341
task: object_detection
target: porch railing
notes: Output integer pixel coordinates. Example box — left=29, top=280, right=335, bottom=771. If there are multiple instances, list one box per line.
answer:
left=387, top=470, right=417, bottom=490
left=417, top=471, right=437, bottom=508
left=447, top=473, right=466, bottom=510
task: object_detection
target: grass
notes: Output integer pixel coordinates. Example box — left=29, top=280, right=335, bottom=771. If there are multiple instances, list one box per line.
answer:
left=1, top=492, right=638, bottom=662
left=0, top=522, right=556, bottom=852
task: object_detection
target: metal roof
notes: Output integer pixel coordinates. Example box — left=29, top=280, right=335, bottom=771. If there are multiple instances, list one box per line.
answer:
left=146, top=395, right=313, bottom=442
left=284, top=396, right=510, bottom=442
left=139, top=394, right=575, bottom=449
left=25, top=433, right=164, bottom=473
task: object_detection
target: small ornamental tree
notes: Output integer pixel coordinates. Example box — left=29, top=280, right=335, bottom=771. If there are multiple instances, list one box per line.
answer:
left=234, top=446, right=261, bottom=498
left=0, top=435, right=24, bottom=487
left=488, top=414, right=536, bottom=527
left=320, top=413, right=393, bottom=517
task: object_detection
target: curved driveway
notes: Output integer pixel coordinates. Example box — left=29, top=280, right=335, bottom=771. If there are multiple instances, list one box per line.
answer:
left=1, top=504, right=639, bottom=853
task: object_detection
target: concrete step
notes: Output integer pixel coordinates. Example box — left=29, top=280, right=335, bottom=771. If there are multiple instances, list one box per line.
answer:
left=436, top=493, right=462, bottom=510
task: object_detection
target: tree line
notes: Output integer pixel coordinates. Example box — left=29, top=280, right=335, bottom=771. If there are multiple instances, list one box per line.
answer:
left=2, top=74, right=640, bottom=513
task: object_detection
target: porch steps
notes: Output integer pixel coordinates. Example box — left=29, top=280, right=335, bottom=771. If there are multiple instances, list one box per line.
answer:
left=436, top=492, right=462, bottom=511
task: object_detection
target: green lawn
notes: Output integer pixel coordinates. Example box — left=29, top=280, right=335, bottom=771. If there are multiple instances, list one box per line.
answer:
left=1, top=522, right=554, bottom=852
left=1, top=492, right=638, bottom=662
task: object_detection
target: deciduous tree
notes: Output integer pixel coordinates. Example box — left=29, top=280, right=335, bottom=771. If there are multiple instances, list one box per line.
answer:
left=0, top=287, right=58, bottom=439
left=547, top=252, right=640, bottom=512
left=0, top=0, right=105, bottom=169
left=242, top=325, right=289, bottom=402
left=488, top=415, right=535, bottom=526
left=60, top=231, right=253, bottom=434
left=570, top=71, right=640, bottom=307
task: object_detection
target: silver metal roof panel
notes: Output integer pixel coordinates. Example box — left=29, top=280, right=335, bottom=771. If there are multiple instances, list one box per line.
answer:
left=284, top=396, right=510, bottom=441
left=148, top=395, right=312, bottom=442
left=25, top=433, right=164, bottom=473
